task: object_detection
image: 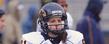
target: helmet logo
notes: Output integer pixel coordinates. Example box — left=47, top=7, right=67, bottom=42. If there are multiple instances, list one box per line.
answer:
left=52, top=10, right=62, bottom=16
left=39, top=9, right=46, bottom=17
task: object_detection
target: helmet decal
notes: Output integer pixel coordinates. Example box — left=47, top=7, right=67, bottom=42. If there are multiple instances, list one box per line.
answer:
left=39, top=9, right=46, bottom=17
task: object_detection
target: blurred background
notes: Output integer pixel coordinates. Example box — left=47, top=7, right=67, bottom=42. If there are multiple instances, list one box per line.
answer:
left=0, top=0, right=109, bottom=44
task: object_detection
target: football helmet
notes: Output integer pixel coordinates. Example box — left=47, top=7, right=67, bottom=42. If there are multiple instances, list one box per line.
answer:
left=38, top=2, right=68, bottom=35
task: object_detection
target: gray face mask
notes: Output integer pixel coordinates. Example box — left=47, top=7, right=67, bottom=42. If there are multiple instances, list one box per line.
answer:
left=47, top=21, right=65, bottom=34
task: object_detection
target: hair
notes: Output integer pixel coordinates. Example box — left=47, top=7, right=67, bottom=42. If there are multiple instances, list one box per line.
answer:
left=3, top=15, right=22, bottom=44
left=59, top=31, right=67, bottom=43
left=7, top=0, right=20, bottom=22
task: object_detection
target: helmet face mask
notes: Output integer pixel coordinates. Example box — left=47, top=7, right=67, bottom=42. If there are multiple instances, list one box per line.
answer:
left=47, top=16, right=65, bottom=34
left=39, top=3, right=68, bottom=35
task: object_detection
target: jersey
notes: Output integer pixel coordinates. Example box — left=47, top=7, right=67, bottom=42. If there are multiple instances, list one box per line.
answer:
left=66, top=12, right=73, bottom=29
left=21, top=30, right=84, bottom=44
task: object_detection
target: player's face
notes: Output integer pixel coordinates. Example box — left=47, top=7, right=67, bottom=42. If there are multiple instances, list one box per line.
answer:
left=0, top=16, right=5, bottom=32
left=47, top=16, right=64, bottom=31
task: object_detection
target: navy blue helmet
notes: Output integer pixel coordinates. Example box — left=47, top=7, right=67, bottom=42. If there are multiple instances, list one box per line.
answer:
left=38, top=2, right=68, bottom=34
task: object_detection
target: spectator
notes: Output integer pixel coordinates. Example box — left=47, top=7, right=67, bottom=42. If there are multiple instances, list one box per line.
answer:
left=22, top=5, right=38, bottom=34
left=3, top=15, right=22, bottom=44
left=76, top=0, right=105, bottom=44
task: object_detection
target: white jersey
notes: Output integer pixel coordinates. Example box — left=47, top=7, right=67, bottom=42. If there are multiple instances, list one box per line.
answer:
left=66, top=12, right=73, bottom=29
left=22, top=30, right=84, bottom=44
